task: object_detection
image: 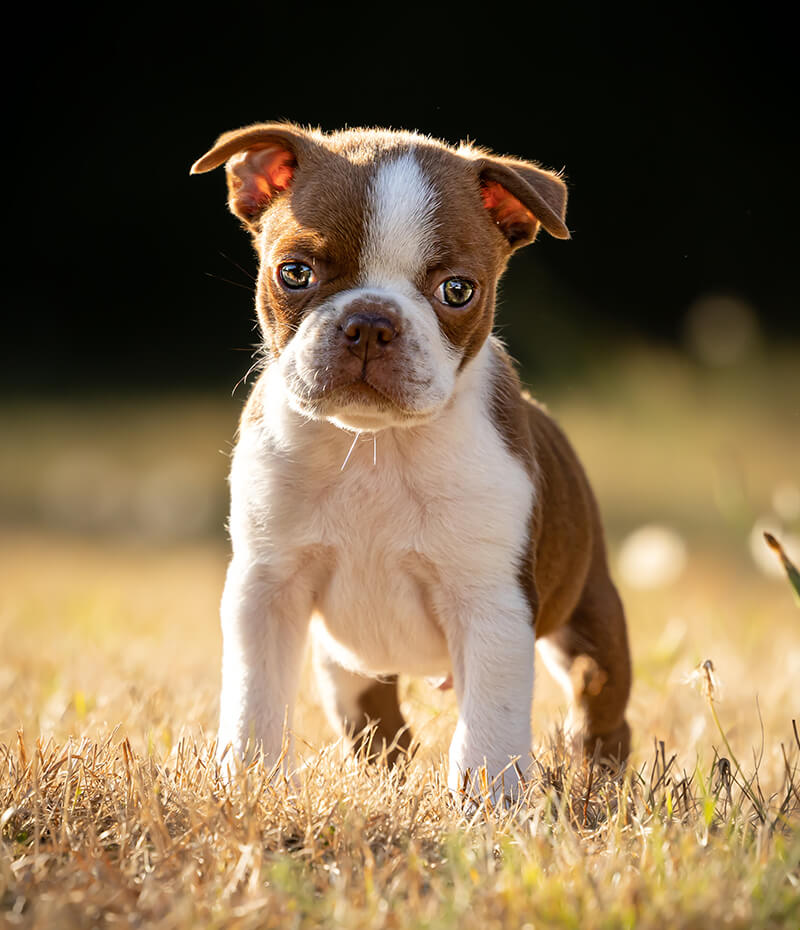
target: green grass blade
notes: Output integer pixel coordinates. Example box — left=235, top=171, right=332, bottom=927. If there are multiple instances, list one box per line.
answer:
left=764, top=532, right=800, bottom=607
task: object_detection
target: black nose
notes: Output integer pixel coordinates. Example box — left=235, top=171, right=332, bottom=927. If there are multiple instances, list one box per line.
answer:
left=341, top=312, right=399, bottom=361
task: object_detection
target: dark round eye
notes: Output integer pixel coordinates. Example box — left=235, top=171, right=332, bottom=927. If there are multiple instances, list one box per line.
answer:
left=437, top=277, right=475, bottom=308
left=278, top=261, right=315, bottom=289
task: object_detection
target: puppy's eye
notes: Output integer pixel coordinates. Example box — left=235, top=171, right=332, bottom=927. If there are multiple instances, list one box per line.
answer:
left=437, top=277, right=475, bottom=308
left=278, top=261, right=315, bottom=289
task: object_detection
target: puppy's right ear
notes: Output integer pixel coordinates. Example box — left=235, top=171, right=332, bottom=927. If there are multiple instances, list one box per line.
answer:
left=191, top=123, right=312, bottom=226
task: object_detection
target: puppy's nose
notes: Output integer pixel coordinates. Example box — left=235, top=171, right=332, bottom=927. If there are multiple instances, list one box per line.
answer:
left=341, top=312, right=399, bottom=361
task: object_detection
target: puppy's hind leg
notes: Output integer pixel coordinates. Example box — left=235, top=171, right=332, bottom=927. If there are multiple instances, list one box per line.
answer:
left=311, top=628, right=412, bottom=766
left=537, top=574, right=631, bottom=765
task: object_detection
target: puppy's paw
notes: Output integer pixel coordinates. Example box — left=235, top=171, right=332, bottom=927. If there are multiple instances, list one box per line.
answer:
left=585, top=720, right=631, bottom=768
left=214, top=731, right=298, bottom=787
left=448, top=759, right=528, bottom=815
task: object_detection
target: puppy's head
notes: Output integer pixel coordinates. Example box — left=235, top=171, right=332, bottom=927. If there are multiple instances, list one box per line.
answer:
left=192, top=124, right=568, bottom=431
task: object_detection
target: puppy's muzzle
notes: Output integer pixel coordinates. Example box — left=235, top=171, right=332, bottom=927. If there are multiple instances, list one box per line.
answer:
left=285, top=291, right=440, bottom=428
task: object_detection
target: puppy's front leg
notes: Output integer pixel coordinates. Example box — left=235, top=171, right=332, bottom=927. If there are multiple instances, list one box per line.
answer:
left=447, top=599, right=535, bottom=803
left=217, top=557, right=312, bottom=770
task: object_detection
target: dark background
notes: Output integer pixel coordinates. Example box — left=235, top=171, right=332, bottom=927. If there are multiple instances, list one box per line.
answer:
left=5, top=11, right=797, bottom=393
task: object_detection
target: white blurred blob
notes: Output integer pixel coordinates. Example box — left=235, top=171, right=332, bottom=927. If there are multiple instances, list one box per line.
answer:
left=749, top=516, right=800, bottom=578
left=617, top=524, right=688, bottom=589
left=684, top=294, right=759, bottom=366
left=772, top=482, right=800, bottom=522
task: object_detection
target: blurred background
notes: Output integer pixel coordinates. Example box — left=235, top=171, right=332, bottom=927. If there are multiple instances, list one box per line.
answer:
left=1, top=11, right=797, bottom=751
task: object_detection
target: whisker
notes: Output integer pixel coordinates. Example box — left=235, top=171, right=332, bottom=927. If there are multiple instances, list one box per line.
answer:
left=218, top=250, right=257, bottom=282
left=231, top=348, right=267, bottom=397
left=204, top=271, right=254, bottom=293
left=340, top=431, right=361, bottom=471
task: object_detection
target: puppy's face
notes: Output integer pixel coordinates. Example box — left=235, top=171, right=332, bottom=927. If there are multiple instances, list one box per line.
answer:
left=193, top=125, right=569, bottom=431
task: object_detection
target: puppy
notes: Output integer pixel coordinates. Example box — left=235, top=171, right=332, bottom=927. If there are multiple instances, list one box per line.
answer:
left=191, top=123, right=631, bottom=798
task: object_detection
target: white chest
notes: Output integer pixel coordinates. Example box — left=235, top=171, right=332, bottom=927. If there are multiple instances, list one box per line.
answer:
left=229, top=369, right=534, bottom=676
left=304, top=435, right=452, bottom=675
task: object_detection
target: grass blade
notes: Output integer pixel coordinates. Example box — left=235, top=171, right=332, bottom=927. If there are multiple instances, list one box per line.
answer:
left=764, top=532, right=800, bottom=606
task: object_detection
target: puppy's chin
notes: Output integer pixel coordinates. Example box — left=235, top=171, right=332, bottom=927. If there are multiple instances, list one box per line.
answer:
left=286, top=380, right=442, bottom=432
left=328, top=410, right=418, bottom=432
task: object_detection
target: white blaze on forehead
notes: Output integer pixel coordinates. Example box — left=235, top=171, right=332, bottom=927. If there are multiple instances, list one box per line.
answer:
left=361, top=152, right=439, bottom=287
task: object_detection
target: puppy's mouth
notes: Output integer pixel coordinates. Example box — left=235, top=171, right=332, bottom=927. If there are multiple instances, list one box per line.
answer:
left=285, top=369, right=436, bottom=429
left=330, top=377, right=401, bottom=409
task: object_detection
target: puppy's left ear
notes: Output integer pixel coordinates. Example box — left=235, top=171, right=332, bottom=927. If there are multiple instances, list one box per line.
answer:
left=474, top=155, right=570, bottom=247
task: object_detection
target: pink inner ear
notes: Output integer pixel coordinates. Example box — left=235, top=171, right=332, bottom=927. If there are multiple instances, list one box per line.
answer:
left=231, top=146, right=297, bottom=217
left=268, top=152, right=295, bottom=192
left=481, top=180, right=539, bottom=242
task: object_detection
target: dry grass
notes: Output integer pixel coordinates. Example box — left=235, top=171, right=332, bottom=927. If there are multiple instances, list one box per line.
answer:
left=1, top=347, right=799, bottom=928
left=2, top=721, right=798, bottom=929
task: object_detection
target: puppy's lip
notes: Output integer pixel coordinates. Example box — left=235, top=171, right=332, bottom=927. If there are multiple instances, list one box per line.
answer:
left=297, top=372, right=408, bottom=410
left=323, top=377, right=414, bottom=416
left=340, top=377, right=396, bottom=404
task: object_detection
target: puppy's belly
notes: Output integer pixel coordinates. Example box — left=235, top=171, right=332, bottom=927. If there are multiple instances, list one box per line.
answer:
left=314, top=563, right=450, bottom=677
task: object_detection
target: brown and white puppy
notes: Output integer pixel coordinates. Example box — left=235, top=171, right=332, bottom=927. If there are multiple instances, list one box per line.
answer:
left=191, top=123, right=632, bottom=798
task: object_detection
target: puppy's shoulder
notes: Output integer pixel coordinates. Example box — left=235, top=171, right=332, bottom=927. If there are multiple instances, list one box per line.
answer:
left=486, top=338, right=535, bottom=469
left=485, top=339, right=566, bottom=470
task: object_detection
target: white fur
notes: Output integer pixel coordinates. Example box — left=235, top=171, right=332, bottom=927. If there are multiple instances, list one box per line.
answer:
left=219, top=341, right=537, bottom=798
left=535, top=634, right=582, bottom=751
left=311, top=617, right=383, bottom=739
left=361, top=153, right=440, bottom=288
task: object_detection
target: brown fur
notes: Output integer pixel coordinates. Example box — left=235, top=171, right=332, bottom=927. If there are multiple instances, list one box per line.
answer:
left=488, top=341, right=631, bottom=762
left=352, top=677, right=413, bottom=766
